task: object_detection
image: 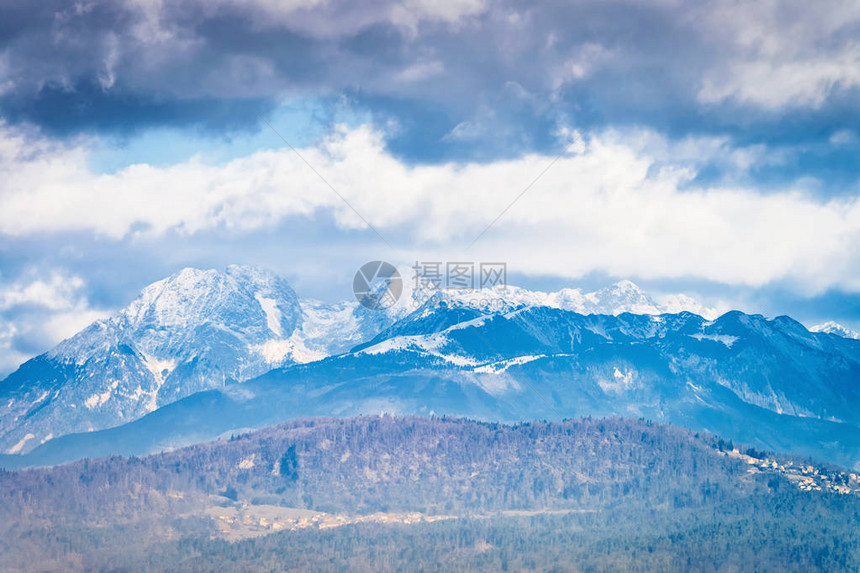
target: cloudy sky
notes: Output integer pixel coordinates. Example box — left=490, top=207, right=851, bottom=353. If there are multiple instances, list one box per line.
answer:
left=1, top=0, right=860, bottom=374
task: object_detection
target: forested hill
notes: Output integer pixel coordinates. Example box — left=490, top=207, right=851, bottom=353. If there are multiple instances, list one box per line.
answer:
left=1, top=416, right=859, bottom=572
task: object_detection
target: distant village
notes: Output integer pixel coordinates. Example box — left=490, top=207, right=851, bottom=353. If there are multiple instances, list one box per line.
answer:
left=721, top=448, right=860, bottom=495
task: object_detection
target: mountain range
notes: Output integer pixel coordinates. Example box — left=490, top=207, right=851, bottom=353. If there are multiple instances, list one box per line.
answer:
left=0, top=266, right=712, bottom=455
left=0, top=266, right=411, bottom=454
left=1, top=266, right=859, bottom=471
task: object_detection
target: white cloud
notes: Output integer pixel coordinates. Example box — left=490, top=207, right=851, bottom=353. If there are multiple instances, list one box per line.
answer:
left=0, top=51, right=13, bottom=96
left=12, top=0, right=860, bottom=121
left=0, top=270, right=109, bottom=375
left=1, top=123, right=859, bottom=295
left=390, top=0, right=486, bottom=31
left=127, top=0, right=484, bottom=41
left=830, top=129, right=858, bottom=146
left=396, top=60, right=444, bottom=83
left=443, top=105, right=497, bottom=141
left=699, top=50, right=860, bottom=109
left=0, top=271, right=86, bottom=311
left=0, top=321, right=26, bottom=376
left=695, top=1, right=860, bottom=109
left=552, top=43, right=614, bottom=90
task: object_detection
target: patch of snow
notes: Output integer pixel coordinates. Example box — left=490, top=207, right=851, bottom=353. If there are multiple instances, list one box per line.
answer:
left=473, top=355, right=544, bottom=374
left=810, top=321, right=860, bottom=340
left=598, top=367, right=638, bottom=394
left=712, top=377, right=817, bottom=419
left=657, top=293, right=721, bottom=320
left=440, top=353, right=483, bottom=367
left=254, top=339, right=293, bottom=364
left=429, top=280, right=714, bottom=318
left=143, top=354, right=176, bottom=380
left=295, top=298, right=409, bottom=357
left=252, top=338, right=327, bottom=365
left=359, top=336, right=415, bottom=355
left=7, top=433, right=35, bottom=454
left=358, top=334, right=481, bottom=367
left=255, top=294, right=283, bottom=336
left=686, top=382, right=707, bottom=404
left=465, top=372, right=522, bottom=395
left=141, top=353, right=176, bottom=412
left=690, top=333, right=739, bottom=347
left=300, top=300, right=361, bottom=340
left=84, top=380, right=119, bottom=410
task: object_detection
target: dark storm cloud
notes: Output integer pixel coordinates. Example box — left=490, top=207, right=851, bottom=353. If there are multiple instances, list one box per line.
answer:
left=0, top=80, right=275, bottom=135
left=1, top=0, right=859, bottom=174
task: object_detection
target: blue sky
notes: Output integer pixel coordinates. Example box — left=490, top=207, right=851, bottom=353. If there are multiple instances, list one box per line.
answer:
left=1, top=0, right=860, bottom=374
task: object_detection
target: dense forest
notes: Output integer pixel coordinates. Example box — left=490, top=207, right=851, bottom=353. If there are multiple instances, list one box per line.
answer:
left=0, top=415, right=858, bottom=571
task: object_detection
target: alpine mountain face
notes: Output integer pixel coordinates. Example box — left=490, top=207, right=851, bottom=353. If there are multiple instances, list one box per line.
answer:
left=6, top=291, right=860, bottom=471
left=0, top=265, right=303, bottom=454
left=3, top=267, right=859, bottom=471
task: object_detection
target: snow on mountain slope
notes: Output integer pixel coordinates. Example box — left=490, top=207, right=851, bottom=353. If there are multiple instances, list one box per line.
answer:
left=424, top=280, right=721, bottom=319
left=0, top=265, right=304, bottom=453
left=811, top=321, right=860, bottom=340
left=0, top=269, right=722, bottom=455
left=10, top=304, right=860, bottom=471
left=275, top=279, right=716, bottom=361
left=293, top=298, right=409, bottom=358
left=354, top=297, right=860, bottom=430
left=3, top=265, right=860, bottom=469
left=354, top=280, right=715, bottom=357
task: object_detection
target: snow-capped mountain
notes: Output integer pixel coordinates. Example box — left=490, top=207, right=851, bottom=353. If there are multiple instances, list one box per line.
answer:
left=416, top=280, right=720, bottom=319
left=6, top=291, right=860, bottom=471
left=5, top=264, right=856, bottom=467
left=353, top=299, right=860, bottom=427
left=0, top=265, right=419, bottom=454
left=811, top=321, right=860, bottom=340
left=0, top=265, right=309, bottom=453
